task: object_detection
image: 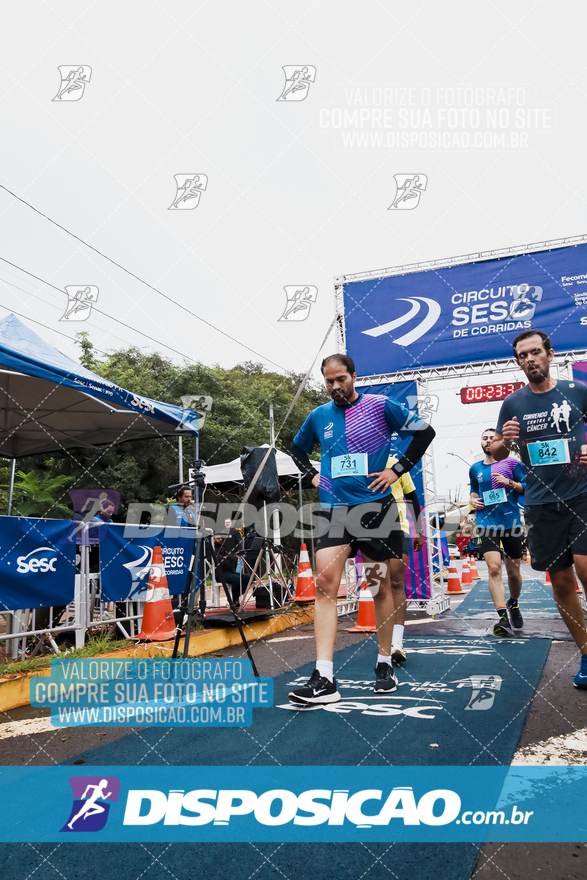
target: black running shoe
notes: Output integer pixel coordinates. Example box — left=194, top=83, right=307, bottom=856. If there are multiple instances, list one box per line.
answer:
left=493, top=612, right=513, bottom=638
left=391, top=641, right=407, bottom=664
left=507, top=597, right=523, bottom=630
left=374, top=662, right=398, bottom=693
left=289, top=669, right=341, bottom=705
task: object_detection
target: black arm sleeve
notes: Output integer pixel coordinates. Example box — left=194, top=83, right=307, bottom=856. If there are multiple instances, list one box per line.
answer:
left=290, top=441, right=319, bottom=488
left=404, top=489, right=421, bottom=529
left=391, top=424, right=436, bottom=476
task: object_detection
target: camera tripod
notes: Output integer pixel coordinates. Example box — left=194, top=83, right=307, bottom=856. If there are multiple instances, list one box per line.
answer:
left=171, top=527, right=259, bottom=676
left=236, top=535, right=295, bottom=612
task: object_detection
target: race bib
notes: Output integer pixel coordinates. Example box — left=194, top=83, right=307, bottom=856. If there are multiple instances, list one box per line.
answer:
left=331, top=452, right=368, bottom=478
left=527, top=439, right=570, bottom=466
left=483, top=487, right=507, bottom=505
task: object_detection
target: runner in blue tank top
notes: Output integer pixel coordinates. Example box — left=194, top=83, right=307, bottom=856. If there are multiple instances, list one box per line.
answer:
left=288, top=353, right=435, bottom=704
left=469, top=428, right=526, bottom=637
left=492, top=329, right=587, bottom=689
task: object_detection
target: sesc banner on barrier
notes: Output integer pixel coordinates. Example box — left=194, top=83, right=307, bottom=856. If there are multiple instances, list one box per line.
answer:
left=342, top=241, right=587, bottom=377
left=99, top=525, right=194, bottom=602
left=0, top=516, right=76, bottom=610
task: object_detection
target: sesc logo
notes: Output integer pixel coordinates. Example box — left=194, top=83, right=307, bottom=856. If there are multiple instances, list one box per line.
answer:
left=17, top=547, right=58, bottom=574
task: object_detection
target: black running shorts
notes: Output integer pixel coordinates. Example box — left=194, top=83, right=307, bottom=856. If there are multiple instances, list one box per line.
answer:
left=477, top=526, right=525, bottom=559
left=525, top=493, right=587, bottom=572
left=315, top=495, right=403, bottom=562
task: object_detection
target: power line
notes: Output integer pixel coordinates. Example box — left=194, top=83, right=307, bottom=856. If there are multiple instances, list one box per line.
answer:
left=0, top=255, right=204, bottom=366
left=0, top=272, right=150, bottom=357
left=0, top=183, right=287, bottom=371
left=0, top=254, right=289, bottom=373
left=0, top=303, right=112, bottom=356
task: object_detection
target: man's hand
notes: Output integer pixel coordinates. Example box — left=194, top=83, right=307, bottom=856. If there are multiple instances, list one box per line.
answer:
left=501, top=417, right=520, bottom=443
left=581, top=444, right=587, bottom=466
left=413, top=533, right=425, bottom=552
left=470, top=493, right=484, bottom=510
left=311, top=473, right=320, bottom=489
left=494, top=473, right=512, bottom=487
left=368, top=468, right=399, bottom=492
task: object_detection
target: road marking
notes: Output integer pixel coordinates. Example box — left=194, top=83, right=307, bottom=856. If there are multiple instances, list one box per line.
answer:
left=0, top=716, right=58, bottom=739
left=513, top=727, right=587, bottom=765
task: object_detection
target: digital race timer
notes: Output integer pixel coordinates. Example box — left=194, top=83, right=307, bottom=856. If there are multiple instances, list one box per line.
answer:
left=460, top=382, right=524, bottom=404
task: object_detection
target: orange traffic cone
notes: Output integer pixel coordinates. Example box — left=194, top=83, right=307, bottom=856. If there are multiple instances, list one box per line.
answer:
left=545, top=570, right=551, bottom=585
left=461, top=558, right=473, bottom=586
left=293, top=543, right=316, bottom=603
left=469, top=555, right=481, bottom=580
left=348, top=582, right=377, bottom=632
left=134, top=546, right=177, bottom=641
left=445, top=561, right=465, bottom=595
left=526, top=550, right=531, bottom=565
left=575, top=574, right=581, bottom=593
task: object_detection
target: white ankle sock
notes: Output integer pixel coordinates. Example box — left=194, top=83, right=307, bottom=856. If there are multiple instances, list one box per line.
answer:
left=377, top=653, right=392, bottom=666
left=392, top=625, right=404, bottom=643
left=316, top=660, right=334, bottom=681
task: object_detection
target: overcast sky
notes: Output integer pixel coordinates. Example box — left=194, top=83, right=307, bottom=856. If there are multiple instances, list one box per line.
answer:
left=0, top=1, right=585, bottom=496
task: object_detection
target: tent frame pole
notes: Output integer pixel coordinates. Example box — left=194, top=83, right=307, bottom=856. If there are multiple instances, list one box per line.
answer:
left=7, top=458, right=16, bottom=515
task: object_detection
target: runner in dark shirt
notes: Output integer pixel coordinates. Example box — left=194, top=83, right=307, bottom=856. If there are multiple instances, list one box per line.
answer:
left=492, top=329, right=587, bottom=689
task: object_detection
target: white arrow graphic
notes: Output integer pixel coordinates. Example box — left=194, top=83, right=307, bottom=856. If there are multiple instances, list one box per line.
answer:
left=362, top=297, right=442, bottom=346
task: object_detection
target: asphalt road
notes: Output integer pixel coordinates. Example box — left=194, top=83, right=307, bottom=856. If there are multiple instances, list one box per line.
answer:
left=1, top=561, right=586, bottom=879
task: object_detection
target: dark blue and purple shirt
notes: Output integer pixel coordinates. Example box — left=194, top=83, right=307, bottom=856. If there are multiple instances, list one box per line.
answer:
left=293, top=393, right=426, bottom=507
left=469, top=457, right=526, bottom=529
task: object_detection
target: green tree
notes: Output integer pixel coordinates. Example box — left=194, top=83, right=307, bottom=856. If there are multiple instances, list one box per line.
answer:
left=9, top=470, right=74, bottom=517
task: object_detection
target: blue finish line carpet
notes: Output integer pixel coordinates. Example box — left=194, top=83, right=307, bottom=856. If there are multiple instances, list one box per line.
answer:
left=452, top=578, right=560, bottom=618
left=1, top=636, right=551, bottom=880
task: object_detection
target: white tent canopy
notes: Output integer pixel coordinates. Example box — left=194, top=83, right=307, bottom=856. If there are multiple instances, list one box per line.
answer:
left=204, top=444, right=320, bottom=486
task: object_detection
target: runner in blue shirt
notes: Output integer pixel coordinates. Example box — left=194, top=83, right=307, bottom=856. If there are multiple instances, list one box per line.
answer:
left=288, top=353, right=435, bottom=704
left=469, top=428, right=526, bottom=637
left=492, top=329, right=587, bottom=689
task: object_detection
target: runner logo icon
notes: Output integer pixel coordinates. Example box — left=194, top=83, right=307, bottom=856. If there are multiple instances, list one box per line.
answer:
left=279, top=286, right=318, bottom=322
left=60, top=286, right=98, bottom=322
left=508, top=284, right=543, bottom=321
left=388, top=174, right=428, bottom=210
left=52, top=66, right=92, bottom=101
left=169, top=174, right=208, bottom=210
left=276, top=66, right=316, bottom=102
left=362, top=297, right=442, bottom=346
left=61, top=776, right=120, bottom=832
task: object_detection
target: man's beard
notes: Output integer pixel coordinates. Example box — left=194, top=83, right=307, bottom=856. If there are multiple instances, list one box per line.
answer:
left=527, top=365, right=548, bottom=383
left=331, top=389, right=352, bottom=405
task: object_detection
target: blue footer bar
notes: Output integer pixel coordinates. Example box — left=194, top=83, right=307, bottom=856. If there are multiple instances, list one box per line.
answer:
left=1, top=766, right=586, bottom=842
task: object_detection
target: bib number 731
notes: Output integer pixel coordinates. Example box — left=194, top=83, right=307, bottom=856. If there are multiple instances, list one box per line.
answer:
left=331, top=453, right=368, bottom=478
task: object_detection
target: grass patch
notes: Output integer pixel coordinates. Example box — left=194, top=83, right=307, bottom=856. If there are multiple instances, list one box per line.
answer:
left=0, top=632, right=133, bottom=678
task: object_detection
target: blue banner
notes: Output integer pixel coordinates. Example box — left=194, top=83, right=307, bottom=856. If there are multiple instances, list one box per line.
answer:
left=1, top=766, right=587, bottom=842
left=99, top=524, right=195, bottom=601
left=344, top=242, right=587, bottom=376
left=357, top=381, right=430, bottom=599
left=0, top=516, right=76, bottom=610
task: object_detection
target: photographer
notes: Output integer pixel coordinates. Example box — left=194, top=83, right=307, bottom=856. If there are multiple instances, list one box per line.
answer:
left=214, top=518, right=243, bottom=605
left=168, top=486, right=197, bottom=527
